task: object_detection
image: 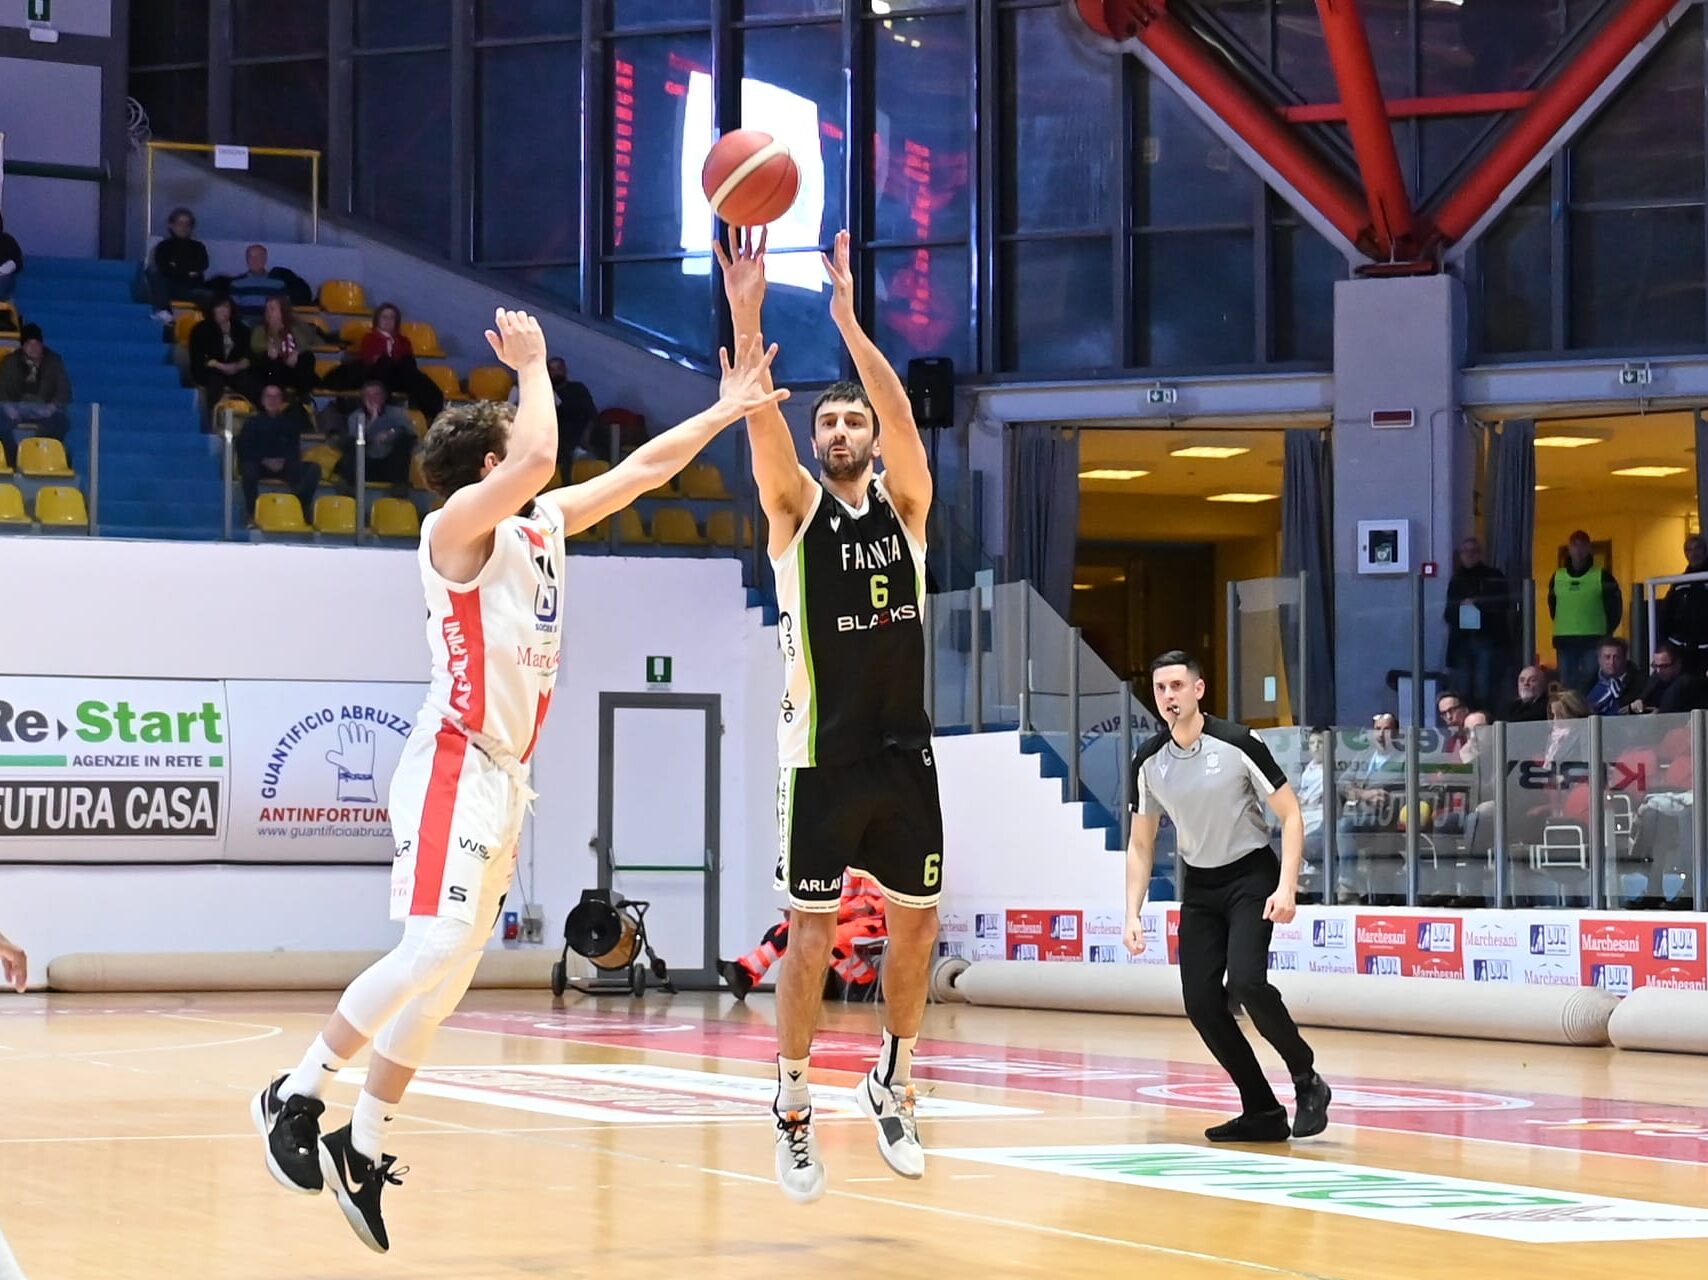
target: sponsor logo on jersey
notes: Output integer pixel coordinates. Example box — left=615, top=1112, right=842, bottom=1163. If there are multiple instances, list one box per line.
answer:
left=797, top=877, right=842, bottom=894
left=836, top=604, right=920, bottom=632
left=839, top=534, right=904, bottom=573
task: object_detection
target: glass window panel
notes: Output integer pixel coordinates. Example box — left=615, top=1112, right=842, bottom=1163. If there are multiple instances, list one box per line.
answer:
left=480, top=0, right=582, bottom=40
left=478, top=43, right=582, bottom=262
left=871, top=15, right=971, bottom=244
left=130, top=0, right=208, bottom=67
left=1001, top=239, right=1116, bottom=374
left=130, top=70, right=209, bottom=145
left=741, top=24, right=846, bottom=250
left=1136, top=72, right=1255, bottom=229
left=1420, top=1, right=1569, bottom=96
left=354, top=52, right=453, bottom=253
left=1478, top=178, right=1551, bottom=355
left=1570, top=207, right=1706, bottom=350
left=232, top=60, right=328, bottom=153
left=482, top=264, right=582, bottom=312
left=743, top=0, right=840, bottom=16
left=356, top=0, right=452, bottom=50
left=1194, top=0, right=1268, bottom=67
left=750, top=249, right=843, bottom=382
left=608, top=34, right=712, bottom=256
left=1572, top=12, right=1704, bottom=205
left=1419, top=117, right=1490, bottom=204
left=611, top=0, right=707, bottom=28
left=1272, top=218, right=1343, bottom=364
left=610, top=258, right=714, bottom=355
left=1136, top=231, right=1255, bottom=367
left=1001, top=6, right=1117, bottom=234
left=233, top=1, right=327, bottom=58
left=1276, top=0, right=1409, bottom=103
left=871, top=245, right=970, bottom=369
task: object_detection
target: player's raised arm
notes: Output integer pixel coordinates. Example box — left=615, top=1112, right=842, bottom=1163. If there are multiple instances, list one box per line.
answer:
left=541, top=333, right=789, bottom=537
left=822, top=230, right=932, bottom=529
left=716, top=225, right=816, bottom=549
left=426, top=308, right=558, bottom=576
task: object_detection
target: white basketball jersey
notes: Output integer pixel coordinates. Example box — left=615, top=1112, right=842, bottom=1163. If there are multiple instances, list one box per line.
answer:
left=416, top=501, right=565, bottom=762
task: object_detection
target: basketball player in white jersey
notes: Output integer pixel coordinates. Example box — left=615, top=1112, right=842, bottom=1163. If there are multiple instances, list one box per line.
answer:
left=718, top=227, right=941, bottom=1202
left=252, top=309, right=789, bottom=1252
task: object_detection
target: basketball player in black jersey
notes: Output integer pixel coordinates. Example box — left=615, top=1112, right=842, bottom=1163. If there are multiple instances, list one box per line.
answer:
left=718, top=226, right=940, bottom=1202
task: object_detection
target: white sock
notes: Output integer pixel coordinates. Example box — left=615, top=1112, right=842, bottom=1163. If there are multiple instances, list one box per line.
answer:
left=352, top=1089, right=395, bottom=1162
left=873, top=1030, right=917, bottom=1088
left=280, top=1035, right=349, bottom=1102
left=776, top=1055, right=812, bottom=1112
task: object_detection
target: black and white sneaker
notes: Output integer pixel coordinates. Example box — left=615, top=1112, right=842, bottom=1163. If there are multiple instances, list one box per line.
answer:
left=250, top=1075, right=325, bottom=1194
left=772, top=1104, right=826, bottom=1203
left=854, top=1074, right=925, bottom=1178
left=319, top=1124, right=406, bottom=1254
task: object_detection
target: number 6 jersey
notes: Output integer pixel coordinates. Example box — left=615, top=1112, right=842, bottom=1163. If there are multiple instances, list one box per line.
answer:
left=772, top=475, right=931, bottom=768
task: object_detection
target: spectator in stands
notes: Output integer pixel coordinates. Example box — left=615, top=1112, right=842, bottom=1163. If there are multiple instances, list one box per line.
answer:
left=0, top=212, right=21, bottom=306
left=250, top=296, right=318, bottom=399
left=218, top=244, right=312, bottom=319
left=237, top=383, right=318, bottom=522
left=509, top=354, right=598, bottom=473
left=357, top=303, right=444, bottom=419
left=1631, top=642, right=1707, bottom=715
left=1549, top=529, right=1622, bottom=690
left=1504, top=664, right=1549, bottom=723
left=146, top=206, right=209, bottom=323
left=1443, top=535, right=1511, bottom=713
left=1585, top=637, right=1641, bottom=716
left=1436, top=691, right=1469, bottom=753
left=1458, top=710, right=1490, bottom=766
left=188, top=295, right=253, bottom=413
left=328, top=379, right=416, bottom=489
left=1660, top=534, right=1708, bottom=674
left=1339, top=712, right=1400, bottom=828
left=0, top=324, right=73, bottom=468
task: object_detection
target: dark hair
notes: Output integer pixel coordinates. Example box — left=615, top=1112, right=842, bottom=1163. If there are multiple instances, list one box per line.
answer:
left=1149, top=650, right=1201, bottom=678
left=18, top=323, right=42, bottom=344
left=1437, top=689, right=1464, bottom=706
left=1655, top=641, right=1685, bottom=664
left=263, top=294, right=297, bottom=332
left=203, top=294, right=235, bottom=324
left=811, top=380, right=877, bottom=436
left=372, top=302, right=401, bottom=330
left=167, top=206, right=195, bottom=228
left=422, top=400, right=513, bottom=499
left=1599, top=636, right=1629, bottom=654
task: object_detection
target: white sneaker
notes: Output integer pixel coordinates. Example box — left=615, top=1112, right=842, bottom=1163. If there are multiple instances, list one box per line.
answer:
left=855, top=1073, right=925, bottom=1179
left=772, top=1103, right=826, bottom=1204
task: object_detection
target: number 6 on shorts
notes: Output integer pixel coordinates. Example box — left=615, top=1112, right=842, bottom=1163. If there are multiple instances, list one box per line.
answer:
left=923, top=852, right=941, bottom=888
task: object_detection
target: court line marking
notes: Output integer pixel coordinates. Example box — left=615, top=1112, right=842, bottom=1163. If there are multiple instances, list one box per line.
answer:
left=0, top=1013, right=282, bottom=1064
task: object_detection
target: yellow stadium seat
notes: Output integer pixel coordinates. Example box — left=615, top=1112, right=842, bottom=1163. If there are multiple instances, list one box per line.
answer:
left=570, top=458, right=610, bottom=485
left=406, top=408, right=430, bottom=438
left=304, top=443, right=342, bottom=482
left=255, top=493, right=312, bottom=534
left=34, top=485, right=88, bottom=528
left=314, top=356, right=342, bottom=384
left=370, top=496, right=421, bottom=538
left=424, top=364, right=468, bottom=402
left=314, top=495, right=358, bottom=535
left=679, top=462, right=730, bottom=500
left=400, top=320, right=445, bottom=358
left=0, top=447, right=11, bottom=475
left=706, top=510, right=755, bottom=548
left=651, top=507, right=703, bottom=546
left=213, top=396, right=253, bottom=435
left=467, top=365, right=514, bottom=402
left=0, top=303, right=19, bottom=335
left=339, top=320, right=373, bottom=349
left=174, top=311, right=199, bottom=346
left=0, top=482, right=28, bottom=525
left=615, top=508, right=647, bottom=545
left=319, top=280, right=369, bottom=315
left=18, top=437, right=74, bottom=478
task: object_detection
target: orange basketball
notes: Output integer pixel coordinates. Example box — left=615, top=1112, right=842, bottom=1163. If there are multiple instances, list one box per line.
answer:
left=701, top=129, right=800, bottom=227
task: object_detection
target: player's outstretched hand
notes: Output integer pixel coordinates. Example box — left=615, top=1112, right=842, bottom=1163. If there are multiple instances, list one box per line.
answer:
left=1262, top=889, right=1297, bottom=926
left=821, top=229, right=855, bottom=327
left=716, top=333, right=790, bottom=422
left=715, top=224, right=768, bottom=319
left=0, top=933, right=27, bottom=993
left=484, top=308, right=548, bottom=372
left=1123, top=915, right=1146, bottom=958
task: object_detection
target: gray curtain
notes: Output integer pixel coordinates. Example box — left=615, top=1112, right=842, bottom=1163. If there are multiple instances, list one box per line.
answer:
left=1486, top=418, right=1536, bottom=587
left=1281, top=428, right=1335, bottom=727
left=1003, top=425, right=1079, bottom=617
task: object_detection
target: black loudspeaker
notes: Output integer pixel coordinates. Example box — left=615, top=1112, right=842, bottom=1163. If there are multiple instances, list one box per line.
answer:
left=906, top=357, right=955, bottom=429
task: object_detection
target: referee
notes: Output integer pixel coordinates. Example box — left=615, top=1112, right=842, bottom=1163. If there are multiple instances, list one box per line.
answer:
left=1124, top=651, right=1331, bottom=1142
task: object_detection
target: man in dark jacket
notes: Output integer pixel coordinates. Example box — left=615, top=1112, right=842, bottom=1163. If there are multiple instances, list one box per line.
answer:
left=1503, top=665, right=1549, bottom=723
left=1548, top=530, right=1623, bottom=691
left=214, top=244, right=313, bottom=320
left=0, top=324, right=73, bottom=467
left=0, top=212, right=21, bottom=307
left=1660, top=534, right=1708, bottom=674
left=146, top=206, right=210, bottom=322
left=1444, top=535, right=1512, bottom=713
left=236, top=383, right=318, bottom=520
left=1584, top=637, right=1641, bottom=716
left=1632, top=643, right=1707, bottom=715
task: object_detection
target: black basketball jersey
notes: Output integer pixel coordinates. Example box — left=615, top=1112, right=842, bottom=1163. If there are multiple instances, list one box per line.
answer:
left=773, top=475, right=931, bottom=767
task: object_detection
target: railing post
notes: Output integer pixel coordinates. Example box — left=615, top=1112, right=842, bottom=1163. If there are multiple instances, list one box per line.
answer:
left=222, top=408, right=234, bottom=540
left=1694, top=709, right=1707, bottom=914
left=1588, top=713, right=1607, bottom=910
left=1404, top=722, right=1421, bottom=907
left=1632, top=582, right=1649, bottom=668
left=88, top=403, right=100, bottom=535
left=1321, top=728, right=1338, bottom=904
left=354, top=418, right=367, bottom=546
left=1297, top=569, right=1309, bottom=726
left=1226, top=580, right=1241, bottom=721
left=1068, top=627, right=1082, bottom=805
left=1119, top=679, right=1134, bottom=848
left=969, top=583, right=984, bottom=733
left=1410, top=572, right=1426, bottom=731
left=1492, top=718, right=1509, bottom=910
left=1018, top=587, right=1032, bottom=734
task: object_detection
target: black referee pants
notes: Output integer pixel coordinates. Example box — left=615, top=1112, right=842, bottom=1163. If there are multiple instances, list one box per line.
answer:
left=1178, top=848, right=1315, bottom=1115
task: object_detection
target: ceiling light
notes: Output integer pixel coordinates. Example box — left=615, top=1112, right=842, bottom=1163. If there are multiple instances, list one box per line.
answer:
left=1206, top=492, right=1279, bottom=504
left=1080, top=468, right=1150, bottom=481
left=1533, top=435, right=1604, bottom=449
left=1611, top=465, right=1687, bottom=478
left=1073, top=582, right=1094, bottom=591
left=1170, top=445, right=1250, bottom=460
left=872, top=0, right=892, bottom=11
left=1534, top=484, right=1550, bottom=492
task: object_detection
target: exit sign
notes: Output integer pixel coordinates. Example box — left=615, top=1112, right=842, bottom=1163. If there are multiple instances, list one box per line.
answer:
left=646, top=656, right=673, bottom=685
left=27, top=0, right=50, bottom=22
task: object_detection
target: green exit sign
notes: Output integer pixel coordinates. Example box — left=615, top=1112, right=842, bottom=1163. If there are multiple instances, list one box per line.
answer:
left=27, top=0, right=50, bottom=22
left=646, top=656, right=672, bottom=685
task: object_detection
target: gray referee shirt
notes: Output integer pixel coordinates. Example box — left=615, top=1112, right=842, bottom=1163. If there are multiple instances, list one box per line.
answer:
left=1130, top=717, right=1290, bottom=870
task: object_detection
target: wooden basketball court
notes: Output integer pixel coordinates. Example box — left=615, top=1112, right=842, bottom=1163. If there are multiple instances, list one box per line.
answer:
left=1, top=990, right=1705, bottom=1278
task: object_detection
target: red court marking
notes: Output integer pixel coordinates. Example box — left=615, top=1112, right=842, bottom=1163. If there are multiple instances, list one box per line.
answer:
left=443, top=1006, right=1708, bottom=1163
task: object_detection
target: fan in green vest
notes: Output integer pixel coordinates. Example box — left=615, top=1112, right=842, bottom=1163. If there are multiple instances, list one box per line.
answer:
left=1548, top=529, right=1623, bottom=692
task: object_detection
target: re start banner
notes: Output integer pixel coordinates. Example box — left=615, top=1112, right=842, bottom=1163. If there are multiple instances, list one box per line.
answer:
left=0, top=676, right=425, bottom=865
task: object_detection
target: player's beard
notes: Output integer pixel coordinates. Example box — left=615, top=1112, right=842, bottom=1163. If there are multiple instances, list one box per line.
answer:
left=819, top=439, right=871, bottom=482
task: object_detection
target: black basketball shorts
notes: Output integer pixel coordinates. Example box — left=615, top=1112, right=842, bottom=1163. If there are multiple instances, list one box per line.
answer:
left=774, top=744, right=945, bottom=913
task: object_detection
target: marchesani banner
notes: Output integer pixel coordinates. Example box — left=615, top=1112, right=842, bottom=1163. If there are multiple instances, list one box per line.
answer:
left=0, top=676, right=425, bottom=865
